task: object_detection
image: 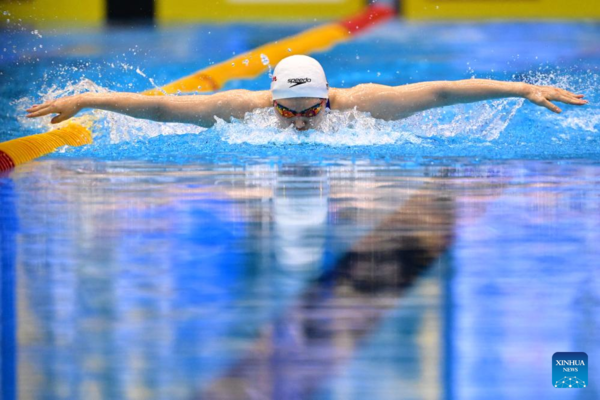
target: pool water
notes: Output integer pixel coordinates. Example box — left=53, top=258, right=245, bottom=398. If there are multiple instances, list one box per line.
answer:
left=1, top=20, right=600, bottom=400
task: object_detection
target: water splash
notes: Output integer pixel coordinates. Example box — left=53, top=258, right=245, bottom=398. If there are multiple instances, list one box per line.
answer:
left=13, top=79, right=205, bottom=143
left=220, top=107, right=423, bottom=146
left=135, top=67, right=166, bottom=95
left=559, top=112, right=600, bottom=133
left=97, top=107, right=205, bottom=144
left=411, top=98, right=525, bottom=141
left=11, top=66, right=600, bottom=161
left=13, top=78, right=109, bottom=131
left=219, top=95, right=527, bottom=146
left=524, top=69, right=599, bottom=135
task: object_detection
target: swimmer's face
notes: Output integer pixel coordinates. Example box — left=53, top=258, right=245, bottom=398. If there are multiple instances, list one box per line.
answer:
left=273, top=97, right=327, bottom=131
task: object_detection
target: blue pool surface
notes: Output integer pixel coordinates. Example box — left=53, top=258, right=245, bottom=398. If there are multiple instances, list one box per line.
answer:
left=1, top=19, right=600, bottom=400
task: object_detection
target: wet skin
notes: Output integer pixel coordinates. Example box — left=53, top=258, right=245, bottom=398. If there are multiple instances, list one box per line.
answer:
left=273, top=97, right=327, bottom=131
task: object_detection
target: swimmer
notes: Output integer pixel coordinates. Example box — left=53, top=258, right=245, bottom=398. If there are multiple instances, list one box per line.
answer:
left=26, top=55, right=588, bottom=131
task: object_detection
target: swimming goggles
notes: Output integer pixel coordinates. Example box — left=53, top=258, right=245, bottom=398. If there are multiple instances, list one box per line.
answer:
left=273, top=99, right=326, bottom=118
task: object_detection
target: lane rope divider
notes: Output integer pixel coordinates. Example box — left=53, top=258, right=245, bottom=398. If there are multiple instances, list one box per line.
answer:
left=0, top=124, right=93, bottom=170
left=0, top=5, right=394, bottom=173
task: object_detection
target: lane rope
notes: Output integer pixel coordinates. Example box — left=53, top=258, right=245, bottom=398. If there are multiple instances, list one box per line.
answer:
left=0, top=124, right=93, bottom=170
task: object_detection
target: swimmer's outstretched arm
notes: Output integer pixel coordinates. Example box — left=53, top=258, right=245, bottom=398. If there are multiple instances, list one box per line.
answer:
left=26, top=90, right=272, bottom=127
left=331, top=80, right=587, bottom=120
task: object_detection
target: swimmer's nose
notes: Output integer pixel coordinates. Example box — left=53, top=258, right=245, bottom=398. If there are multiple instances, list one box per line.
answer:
left=294, top=118, right=308, bottom=131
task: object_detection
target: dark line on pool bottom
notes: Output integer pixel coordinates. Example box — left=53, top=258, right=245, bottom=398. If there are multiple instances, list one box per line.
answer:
left=442, top=252, right=454, bottom=400
left=198, top=184, right=456, bottom=400
left=0, top=178, right=18, bottom=400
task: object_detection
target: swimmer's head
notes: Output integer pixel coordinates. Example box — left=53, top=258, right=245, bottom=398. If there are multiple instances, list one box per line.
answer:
left=271, top=55, right=328, bottom=131
left=273, top=97, right=327, bottom=131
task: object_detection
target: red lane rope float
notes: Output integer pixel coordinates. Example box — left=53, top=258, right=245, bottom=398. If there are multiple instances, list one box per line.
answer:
left=340, top=4, right=394, bottom=34
left=0, top=5, right=395, bottom=173
left=0, top=124, right=92, bottom=172
left=0, top=150, right=16, bottom=171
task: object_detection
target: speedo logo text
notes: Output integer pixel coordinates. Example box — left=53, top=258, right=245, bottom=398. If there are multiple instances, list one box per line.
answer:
left=288, top=78, right=311, bottom=88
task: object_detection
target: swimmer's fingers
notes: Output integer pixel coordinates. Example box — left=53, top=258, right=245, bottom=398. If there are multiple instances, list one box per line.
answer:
left=541, top=99, right=562, bottom=114
left=543, top=87, right=587, bottom=105
left=26, top=99, right=56, bottom=112
left=27, top=109, right=75, bottom=123
left=528, top=95, right=562, bottom=113
left=26, top=101, right=51, bottom=111
left=26, top=104, right=44, bottom=112
left=26, top=98, right=81, bottom=123
left=527, top=86, right=587, bottom=113
left=26, top=100, right=57, bottom=117
left=559, top=97, right=589, bottom=105
left=26, top=104, right=55, bottom=118
left=552, top=91, right=588, bottom=105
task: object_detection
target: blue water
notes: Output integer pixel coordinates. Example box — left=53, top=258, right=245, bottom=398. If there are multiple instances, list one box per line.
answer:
left=2, top=21, right=599, bottom=160
left=1, top=19, right=600, bottom=400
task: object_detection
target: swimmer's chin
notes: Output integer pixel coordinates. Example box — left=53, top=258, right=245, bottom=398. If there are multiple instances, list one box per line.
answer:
left=282, top=126, right=320, bottom=134
left=279, top=123, right=320, bottom=133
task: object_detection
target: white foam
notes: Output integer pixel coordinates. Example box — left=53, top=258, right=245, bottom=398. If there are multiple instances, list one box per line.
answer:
left=219, top=96, right=525, bottom=146
left=559, top=111, right=600, bottom=133
left=98, top=109, right=205, bottom=143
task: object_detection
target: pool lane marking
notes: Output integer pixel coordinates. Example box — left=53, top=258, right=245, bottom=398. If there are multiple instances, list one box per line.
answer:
left=0, top=4, right=394, bottom=172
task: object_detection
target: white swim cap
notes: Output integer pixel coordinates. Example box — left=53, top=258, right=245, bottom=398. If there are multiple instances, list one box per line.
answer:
left=271, top=55, right=329, bottom=100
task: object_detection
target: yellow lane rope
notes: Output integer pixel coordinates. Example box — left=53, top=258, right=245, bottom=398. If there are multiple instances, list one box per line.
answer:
left=0, top=124, right=93, bottom=170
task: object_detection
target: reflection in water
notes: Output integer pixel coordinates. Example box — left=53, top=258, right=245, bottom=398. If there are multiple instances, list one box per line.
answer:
left=5, top=160, right=599, bottom=400
left=273, top=166, right=328, bottom=271
left=202, top=177, right=455, bottom=400
left=9, top=161, right=459, bottom=400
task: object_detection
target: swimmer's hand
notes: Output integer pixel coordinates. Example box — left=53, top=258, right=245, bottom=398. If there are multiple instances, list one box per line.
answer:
left=26, top=95, right=84, bottom=123
left=523, top=84, right=588, bottom=114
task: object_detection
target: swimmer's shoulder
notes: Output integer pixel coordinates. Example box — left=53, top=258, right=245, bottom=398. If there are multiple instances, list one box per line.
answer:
left=328, top=88, right=344, bottom=110
left=251, top=90, right=273, bottom=109
left=328, top=84, right=386, bottom=111
left=220, top=89, right=271, bottom=110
